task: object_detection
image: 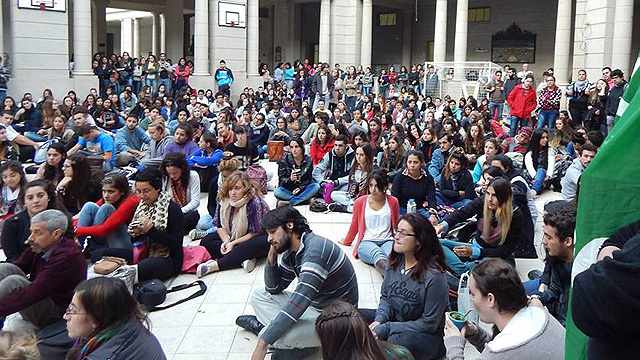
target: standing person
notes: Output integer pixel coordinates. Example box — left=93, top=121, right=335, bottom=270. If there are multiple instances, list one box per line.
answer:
left=235, top=206, right=359, bottom=360
left=344, top=66, right=359, bottom=112
left=424, top=65, right=439, bottom=97
left=485, top=71, right=505, bottom=120
left=566, top=69, right=591, bottom=126
left=502, top=67, right=521, bottom=119
left=274, top=138, right=320, bottom=206
left=536, top=75, right=563, bottom=129
left=312, top=63, right=334, bottom=111
left=362, top=67, right=374, bottom=96
left=215, top=59, right=234, bottom=97
left=157, top=53, right=173, bottom=95
left=506, top=74, right=537, bottom=137
left=143, top=54, right=159, bottom=92
left=605, top=69, right=628, bottom=134
left=173, top=57, right=191, bottom=95
left=444, top=259, right=565, bottom=360
left=0, top=56, right=9, bottom=105
left=369, top=213, right=448, bottom=360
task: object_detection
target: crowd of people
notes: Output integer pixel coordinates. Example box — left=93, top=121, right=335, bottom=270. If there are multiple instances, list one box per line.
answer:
left=0, top=52, right=633, bottom=360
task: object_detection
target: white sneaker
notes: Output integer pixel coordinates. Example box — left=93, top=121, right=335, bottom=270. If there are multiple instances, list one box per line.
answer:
left=242, top=258, right=256, bottom=273
left=196, top=260, right=215, bottom=278
left=188, top=229, right=208, bottom=241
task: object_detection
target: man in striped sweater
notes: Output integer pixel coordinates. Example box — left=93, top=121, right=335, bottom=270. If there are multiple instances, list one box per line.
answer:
left=236, top=206, right=358, bottom=360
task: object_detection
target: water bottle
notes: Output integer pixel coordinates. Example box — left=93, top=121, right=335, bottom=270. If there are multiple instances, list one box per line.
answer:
left=407, top=199, right=416, bottom=214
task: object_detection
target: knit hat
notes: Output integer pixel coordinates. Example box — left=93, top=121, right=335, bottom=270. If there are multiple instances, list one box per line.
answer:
left=518, top=126, right=533, bottom=140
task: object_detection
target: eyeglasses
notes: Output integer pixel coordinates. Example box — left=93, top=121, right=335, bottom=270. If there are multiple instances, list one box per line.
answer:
left=395, top=230, right=416, bottom=238
left=65, top=305, right=85, bottom=316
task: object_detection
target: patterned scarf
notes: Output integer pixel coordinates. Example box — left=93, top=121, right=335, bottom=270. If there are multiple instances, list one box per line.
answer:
left=171, top=179, right=187, bottom=207
left=69, top=322, right=125, bottom=360
left=219, top=196, right=251, bottom=241
left=133, top=191, right=171, bottom=232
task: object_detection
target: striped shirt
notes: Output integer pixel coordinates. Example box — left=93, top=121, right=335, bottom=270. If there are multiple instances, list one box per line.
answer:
left=261, top=231, right=359, bottom=344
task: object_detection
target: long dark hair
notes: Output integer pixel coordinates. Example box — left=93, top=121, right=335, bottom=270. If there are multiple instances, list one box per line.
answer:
left=471, top=258, right=528, bottom=314
left=161, top=152, right=191, bottom=188
left=528, top=129, right=549, bottom=169
left=443, top=149, right=468, bottom=180
left=350, top=143, right=374, bottom=177
left=42, top=142, right=67, bottom=184
left=101, top=173, right=131, bottom=208
left=66, top=154, right=93, bottom=207
left=0, top=160, right=27, bottom=205
left=389, top=213, right=446, bottom=282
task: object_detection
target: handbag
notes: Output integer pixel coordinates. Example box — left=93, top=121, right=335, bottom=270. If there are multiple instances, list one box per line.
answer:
left=246, top=164, right=267, bottom=194
left=309, top=198, right=328, bottom=213
left=93, top=256, right=126, bottom=275
left=135, top=279, right=207, bottom=312
left=267, top=140, right=285, bottom=162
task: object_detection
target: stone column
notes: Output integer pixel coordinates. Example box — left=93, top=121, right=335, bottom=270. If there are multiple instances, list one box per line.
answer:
left=553, top=0, right=572, bottom=84
left=193, top=0, right=210, bottom=75
left=209, top=0, right=219, bottom=65
left=453, top=0, right=468, bottom=79
left=0, top=0, right=4, bottom=57
left=360, top=0, right=372, bottom=67
left=247, top=0, right=259, bottom=75
left=73, top=0, right=93, bottom=75
left=121, top=18, right=133, bottom=55
left=165, top=0, right=184, bottom=59
left=611, top=0, right=634, bottom=75
left=319, top=0, right=331, bottom=63
left=433, top=0, right=447, bottom=62
left=133, top=18, right=140, bottom=58
left=160, top=13, right=166, bottom=54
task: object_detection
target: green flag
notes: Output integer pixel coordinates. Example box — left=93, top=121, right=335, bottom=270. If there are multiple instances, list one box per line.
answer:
left=565, top=73, right=640, bottom=360
left=614, top=49, right=640, bottom=126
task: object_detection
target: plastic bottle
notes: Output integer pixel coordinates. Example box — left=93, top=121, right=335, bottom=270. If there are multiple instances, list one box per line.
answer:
left=407, top=199, right=416, bottom=214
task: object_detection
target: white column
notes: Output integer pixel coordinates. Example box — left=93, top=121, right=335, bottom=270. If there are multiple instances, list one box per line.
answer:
left=73, top=0, right=93, bottom=75
left=194, top=0, right=210, bottom=75
left=360, top=0, right=372, bottom=67
left=133, top=18, right=141, bottom=58
left=247, top=0, right=260, bottom=75
left=433, top=0, right=447, bottom=62
left=319, top=0, right=331, bottom=63
left=611, top=0, right=634, bottom=75
left=160, top=13, right=167, bottom=54
left=152, top=13, right=160, bottom=55
left=121, top=18, right=133, bottom=55
left=453, top=0, right=468, bottom=79
left=402, top=10, right=413, bottom=67
left=209, top=0, right=219, bottom=65
left=165, top=0, right=184, bottom=60
left=553, top=0, right=572, bottom=84
left=0, top=0, right=4, bottom=57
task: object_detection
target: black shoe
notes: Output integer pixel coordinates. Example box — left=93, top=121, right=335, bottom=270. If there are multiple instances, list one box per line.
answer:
left=328, top=203, right=349, bottom=213
left=272, top=347, right=319, bottom=360
left=528, top=269, right=543, bottom=280
left=235, top=315, right=264, bottom=336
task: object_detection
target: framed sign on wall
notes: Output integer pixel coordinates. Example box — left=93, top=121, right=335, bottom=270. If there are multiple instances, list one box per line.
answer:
left=218, top=1, right=246, bottom=28
left=491, top=23, right=536, bottom=64
left=17, top=0, right=66, bottom=12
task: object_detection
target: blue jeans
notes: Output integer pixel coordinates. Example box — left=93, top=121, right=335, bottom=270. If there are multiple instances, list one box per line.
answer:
left=537, top=109, right=559, bottom=129
left=77, top=202, right=131, bottom=250
left=440, top=239, right=480, bottom=276
left=132, top=80, right=142, bottom=94
left=257, top=144, right=268, bottom=158
left=25, top=132, right=48, bottom=142
left=196, top=214, right=218, bottom=234
left=399, top=207, right=430, bottom=218
left=530, top=168, right=547, bottom=194
left=357, top=239, right=393, bottom=265
left=275, top=183, right=321, bottom=206
left=345, top=96, right=357, bottom=112
left=509, top=116, right=529, bottom=137
left=489, top=102, right=503, bottom=120
left=523, top=278, right=541, bottom=295
left=436, top=190, right=472, bottom=209
left=146, top=78, right=157, bottom=92
left=363, top=87, right=372, bottom=96
left=0, top=90, right=6, bottom=105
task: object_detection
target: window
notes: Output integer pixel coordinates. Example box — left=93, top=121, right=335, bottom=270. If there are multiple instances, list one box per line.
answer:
left=378, top=12, right=397, bottom=26
left=468, top=7, right=490, bottom=23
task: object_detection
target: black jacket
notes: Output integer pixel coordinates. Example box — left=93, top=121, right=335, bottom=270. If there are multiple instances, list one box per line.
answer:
left=84, top=318, right=166, bottom=360
left=1, top=211, right=31, bottom=262
left=605, top=80, right=628, bottom=116
left=277, top=153, right=314, bottom=191
left=311, top=71, right=335, bottom=95
left=438, top=170, right=477, bottom=202
left=534, top=257, right=572, bottom=326
left=391, top=171, right=437, bottom=210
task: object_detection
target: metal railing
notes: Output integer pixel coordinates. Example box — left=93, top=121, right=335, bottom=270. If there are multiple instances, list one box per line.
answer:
left=423, top=61, right=503, bottom=100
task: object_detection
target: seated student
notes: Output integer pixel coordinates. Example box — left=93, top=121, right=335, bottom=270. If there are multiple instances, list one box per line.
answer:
left=309, top=125, right=335, bottom=166
left=268, top=117, right=294, bottom=143
left=0, top=110, right=39, bottom=163
left=197, top=171, right=270, bottom=276
left=435, top=177, right=524, bottom=276
left=138, top=106, right=161, bottom=132
left=274, top=138, right=320, bottom=206
left=572, top=219, right=640, bottom=360
left=249, top=113, right=270, bottom=158
left=35, top=142, right=66, bottom=186
left=428, top=133, right=456, bottom=182
left=302, top=111, right=331, bottom=145
left=341, top=169, right=398, bottom=276
left=436, top=150, right=477, bottom=209
left=525, top=128, right=556, bottom=194
left=64, top=277, right=166, bottom=360
left=140, top=122, right=172, bottom=168
left=561, top=143, right=597, bottom=203
left=444, top=259, right=565, bottom=360
left=368, top=213, right=448, bottom=360
left=312, top=134, right=354, bottom=198
left=167, top=108, right=189, bottom=135
left=471, top=138, right=501, bottom=184
left=188, top=132, right=224, bottom=191
left=0, top=161, right=26, bottom=222
left=75, top=173, right=140, bottom=263
left=161, top=152, right=201, bottom=233
left=391, top=150, right=437, bottom=217
left=114, top=113, right=151, bottom=167
left=43, top=114, right=76, bottom=146
left=379, top=135, right=405, bottom=182
left=474, top=166, right=504, bottom=197
left=501, top=126, right=532, bottom=154
left=235, top=206, right=358, bottom=360
left=315, top=301, right=414, bottom=360
left=215, top=121, right=235, bottom=149
left=0, top=124, right=19, bottom=162
left=188, top=118, right=205, bottom=144
left=0, top=209, right=86, bottom=330
left=226, top=125, right=260, bottom=170
left=163, top=122, right=199, bottom=158
left=56, top=154, right=103, bottom=216
left=127, top=167, right=184, bottom=282
left=67, top=125, right=115, bottom=172
left=329, top=144, right=375, bottom=213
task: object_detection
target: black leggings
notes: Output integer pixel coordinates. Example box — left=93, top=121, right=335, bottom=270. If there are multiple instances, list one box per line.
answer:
left=569, top=103, right=588, bottom=126
left=183, top=210, right=200, bottom=234
left=200, top=232, right=269, bottom=270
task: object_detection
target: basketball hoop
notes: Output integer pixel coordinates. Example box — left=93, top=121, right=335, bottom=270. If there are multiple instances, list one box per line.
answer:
left=230, top=21, right=236, bottom=26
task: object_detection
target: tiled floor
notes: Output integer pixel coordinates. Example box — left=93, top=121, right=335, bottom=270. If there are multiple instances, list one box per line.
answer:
left=4, top=160, right=561, bottom=360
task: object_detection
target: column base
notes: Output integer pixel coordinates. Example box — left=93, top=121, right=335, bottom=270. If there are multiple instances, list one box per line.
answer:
left=73, top=73, right=100, bottom=95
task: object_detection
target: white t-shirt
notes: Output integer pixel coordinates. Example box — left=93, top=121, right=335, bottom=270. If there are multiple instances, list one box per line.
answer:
left=362, top=198, right=393, bottom=241
left=5, top=125, right=18, bottom=141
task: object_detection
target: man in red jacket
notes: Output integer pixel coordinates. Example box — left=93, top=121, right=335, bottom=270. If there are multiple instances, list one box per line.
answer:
left=0, top=209, right=86, bottom=330
left=507, top=74, right=537, bottom=137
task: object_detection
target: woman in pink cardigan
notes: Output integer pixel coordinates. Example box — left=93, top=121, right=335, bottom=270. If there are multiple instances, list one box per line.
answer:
left=340, top=169, right=399, bottom=276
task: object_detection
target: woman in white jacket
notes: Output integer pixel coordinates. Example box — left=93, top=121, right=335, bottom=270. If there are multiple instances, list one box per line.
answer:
left=524, top=129, right=555, bottom=194
left=161, top=151, right=201, bottom=233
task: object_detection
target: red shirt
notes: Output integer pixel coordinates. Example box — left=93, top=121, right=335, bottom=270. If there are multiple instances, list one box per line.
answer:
left=310, top=139, right=335, bottom=165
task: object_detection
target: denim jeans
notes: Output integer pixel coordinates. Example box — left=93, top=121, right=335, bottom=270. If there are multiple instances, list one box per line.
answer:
left=399, top=207, right=430, bottom=218
left=345, top=96, right=357, bottom=112
left=24, top=132, right=48, bottom=142
left=312, top=93, right=331, bottom=111
left=357, top=239, right=393, bottom=265
left=606, top=115, right=615, bottom=134
left=436, top=190, right=472, bottom=209
left=77, top=202, right=131, bottom=250
left=146, top=78, right=157, bottom=92
left=537, top=109, right=559, bottom=129
left=530, top=168, right=547, bottom=194
left=275, top=183, right=321, bottom=206
left=0, top=90, right=6, bottom=105
left=489, top=102, right=503, bottom=120
left=509, top=116, right=529, bottom=137
left=363, top=87, right=372, bottom=96
left=440, top=239, right=481, bottom=276
left=523, top=278, right=541, bottom=295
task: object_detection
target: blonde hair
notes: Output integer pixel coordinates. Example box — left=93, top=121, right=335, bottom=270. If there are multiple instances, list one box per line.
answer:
left=218, top=152, right=240, bottom=173
left=217, top=171, right=262, bottom=202
left=0, top=332, right=40, bottom=360
left=482, top=178, right=513, bottom=245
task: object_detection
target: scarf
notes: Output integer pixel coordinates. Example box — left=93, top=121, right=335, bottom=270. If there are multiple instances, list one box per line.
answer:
left=70, top=322, right=125, bottom=360
left=171, top=179, right=187, bottom=207
left=219, top=196, right=252, bottom=241
left=348, top=168, right=370, bottom=199
left=133, top=191, right=171, bottom=232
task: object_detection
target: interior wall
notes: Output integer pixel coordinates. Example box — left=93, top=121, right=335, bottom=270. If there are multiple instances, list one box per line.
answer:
left=371, top=5, right=404, bottom=69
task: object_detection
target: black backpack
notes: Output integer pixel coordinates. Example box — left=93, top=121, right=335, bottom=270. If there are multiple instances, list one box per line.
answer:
left=134, top=279, right=207, bottom=312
